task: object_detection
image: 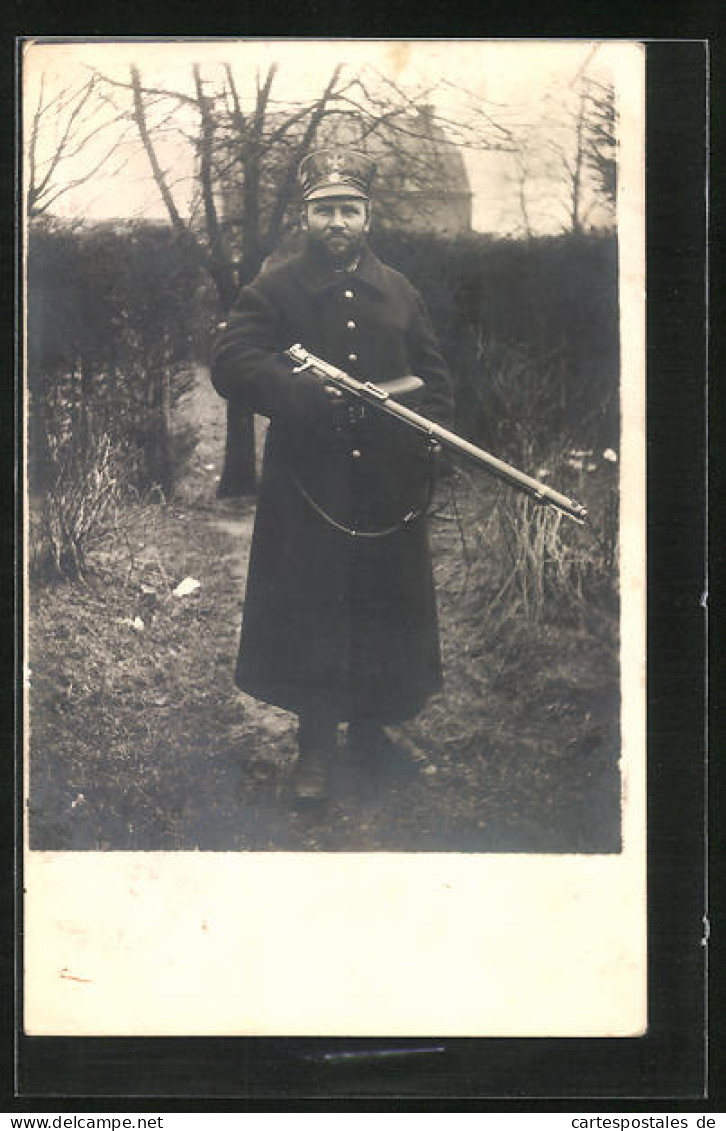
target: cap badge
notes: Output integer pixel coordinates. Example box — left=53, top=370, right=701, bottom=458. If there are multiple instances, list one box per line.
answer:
left=298, top=148, right=377, bottom=200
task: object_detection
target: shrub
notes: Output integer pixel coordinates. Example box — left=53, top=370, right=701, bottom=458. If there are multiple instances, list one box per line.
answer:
left=27, top=219, right=208, bottom=497
left=370, top=228, right=620, bottom=454
left=491, top=480, right=619, bottom=624
left=432, top=330, right=620, bottom=625
left=30, top=430, right=138, bottom=582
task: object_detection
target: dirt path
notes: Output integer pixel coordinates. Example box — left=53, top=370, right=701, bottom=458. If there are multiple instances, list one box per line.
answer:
left=29, top=367, right=622, bottom=853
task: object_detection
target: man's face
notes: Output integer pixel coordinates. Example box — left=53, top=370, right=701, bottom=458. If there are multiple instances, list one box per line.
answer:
left=302, top=196, right=369, bottom=264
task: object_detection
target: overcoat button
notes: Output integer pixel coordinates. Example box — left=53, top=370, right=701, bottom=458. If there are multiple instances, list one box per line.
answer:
left=351, top=449, right=362, bottom=459
left=347, top=320, right=356, bottom=330
left=348, top=353, right=358, bottom=362
left=344, top=290, right=355, bottom=299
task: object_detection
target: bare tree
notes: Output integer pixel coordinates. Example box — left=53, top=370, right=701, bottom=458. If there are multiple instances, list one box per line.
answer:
left=562, top=80, right=588, bottom=234
left=101, top=62, right=354, bottom=494
left=560, top=76, right=618, bottom=232
left=500, top=140, right=539, bottom=239
left=582, top=78, right=617, bottom=209
left=503, top=71, right=618, bottom=237
left=79, top=60, right=515, bottom=494
left=26, top=72, right=134, bottom=219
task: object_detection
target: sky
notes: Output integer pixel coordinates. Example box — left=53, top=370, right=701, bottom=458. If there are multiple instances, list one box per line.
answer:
left=23, top=39, right=642, bottom=235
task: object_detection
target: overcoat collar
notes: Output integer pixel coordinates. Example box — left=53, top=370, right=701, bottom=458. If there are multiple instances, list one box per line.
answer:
left=296, top=244, right=387, bottom=298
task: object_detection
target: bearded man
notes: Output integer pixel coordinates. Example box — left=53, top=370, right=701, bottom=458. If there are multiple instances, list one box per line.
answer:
left=211, top=148, right=454, bottom=800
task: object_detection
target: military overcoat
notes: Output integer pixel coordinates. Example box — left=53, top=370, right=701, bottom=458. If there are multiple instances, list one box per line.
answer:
left=211, top=244, right=454, bottom=723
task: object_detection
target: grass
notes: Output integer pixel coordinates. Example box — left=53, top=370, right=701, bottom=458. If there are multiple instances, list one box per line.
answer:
left=27, top=373, right=621, bottom=853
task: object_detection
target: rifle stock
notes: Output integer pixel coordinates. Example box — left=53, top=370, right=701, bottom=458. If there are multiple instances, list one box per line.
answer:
left=286, top=343, right=589, bottom=525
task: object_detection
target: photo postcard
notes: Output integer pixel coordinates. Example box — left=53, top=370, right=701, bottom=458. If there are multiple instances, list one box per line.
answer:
left=22, top=37, right=647, bottom=1038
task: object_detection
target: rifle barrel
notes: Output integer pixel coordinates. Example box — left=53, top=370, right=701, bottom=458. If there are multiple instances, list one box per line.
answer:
left=286, top=344, right=588, bottom=525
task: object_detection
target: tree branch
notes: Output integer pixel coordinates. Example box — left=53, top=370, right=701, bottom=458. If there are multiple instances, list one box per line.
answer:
left=265, top=65, right=343, bottom=246
left=192, top=64, right=237, bottom=307
left=129, top=64, right=191, bottom=237
left=92, top=68, right=199, bottom=108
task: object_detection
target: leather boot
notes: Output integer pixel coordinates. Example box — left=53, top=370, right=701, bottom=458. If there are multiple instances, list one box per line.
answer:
left=290, top=715, right=337, bottom=800
left=290, top=746, right=331, bottom=800
left=347, top=722, right=418, bottom=785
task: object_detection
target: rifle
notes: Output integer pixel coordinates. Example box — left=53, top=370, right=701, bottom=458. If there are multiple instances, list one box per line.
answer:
left=286, top=344, right=589, bottom=525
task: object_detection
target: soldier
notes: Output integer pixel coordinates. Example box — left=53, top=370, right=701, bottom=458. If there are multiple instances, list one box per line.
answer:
left=211, top=148, right=454, bottom=800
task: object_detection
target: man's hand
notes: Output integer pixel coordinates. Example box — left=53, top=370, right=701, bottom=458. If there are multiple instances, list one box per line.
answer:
left=290, top=370, right=349, bottom=432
